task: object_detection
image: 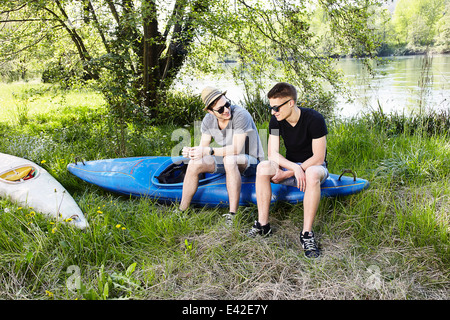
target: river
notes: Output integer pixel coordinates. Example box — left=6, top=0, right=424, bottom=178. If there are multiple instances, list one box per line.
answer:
left=176, top=54, right=450, bottom=119
left=335, top=54, right=450, bottom=118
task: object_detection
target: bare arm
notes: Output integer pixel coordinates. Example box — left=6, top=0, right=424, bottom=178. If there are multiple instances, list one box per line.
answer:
left=300, top=135, right=327, bottom=170
left=268, top=134, right=298, bottom=172
left=182, top=134, right=211, bottom=159
left=268, top=134, right=327, bottom=191
left=184, top=132, right=248, bottom=159
left=211, top=132, right=247, bottom=157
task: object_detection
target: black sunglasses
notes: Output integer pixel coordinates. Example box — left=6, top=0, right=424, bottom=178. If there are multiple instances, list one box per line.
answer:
left=268, top=99, right=291, bottom=112
left=211, top=100, right=231, bottom=114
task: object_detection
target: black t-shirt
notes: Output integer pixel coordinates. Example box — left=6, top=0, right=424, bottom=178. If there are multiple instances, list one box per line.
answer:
left=269, top=107, right=328, bottom=164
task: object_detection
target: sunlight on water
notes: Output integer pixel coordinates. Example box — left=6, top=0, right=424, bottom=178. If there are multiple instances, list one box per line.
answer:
left=334, top=54, right=450, bottom=118
left=176, top=54, right=450, bottom=118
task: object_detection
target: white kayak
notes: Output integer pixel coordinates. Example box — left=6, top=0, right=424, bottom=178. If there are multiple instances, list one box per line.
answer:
left=0, top=153, right=88, bottom=229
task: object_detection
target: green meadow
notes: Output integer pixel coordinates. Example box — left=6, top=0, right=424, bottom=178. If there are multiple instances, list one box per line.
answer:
left=0, top=82, right=448, bottom=300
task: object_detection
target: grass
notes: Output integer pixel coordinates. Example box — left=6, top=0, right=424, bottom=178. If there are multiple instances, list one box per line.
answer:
left=0, top=82, right=449, bottom=300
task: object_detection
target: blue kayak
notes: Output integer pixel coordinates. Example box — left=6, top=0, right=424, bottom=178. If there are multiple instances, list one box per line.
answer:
left=67, top=156, right=369, bottom=207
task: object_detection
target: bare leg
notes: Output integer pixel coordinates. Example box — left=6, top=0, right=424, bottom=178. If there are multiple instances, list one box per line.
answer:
left=255, top=160, right=277, bottom=225
left=179, top=157, right=215, bottom=211
left=302, top=166, right=326, bottom=232
left=223, top=155, right=245, bottom=213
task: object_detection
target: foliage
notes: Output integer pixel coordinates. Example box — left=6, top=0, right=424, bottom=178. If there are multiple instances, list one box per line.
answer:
left=78, top=263, right=141, bottom=300
left=0, top=1, right=387, bottom=126
left=390, top=0, right=449, bottom=52
left=154, top=90, right=204, bottom=126
left=0, top=0, right=209, bottom=116
left=434, top=1, right=450, bottom=51
left=187, top=0, right=386, bottom=101
left=308, top=0, right=450, bottom=56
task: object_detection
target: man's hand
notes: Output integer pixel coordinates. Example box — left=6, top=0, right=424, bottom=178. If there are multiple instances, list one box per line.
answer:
left=182, top=146, right=209, bottom=160
left=271, top=168, right=292, bottom=184
left=182, top=146, right=191, bottom=158
left=294, top=165, right=306, bottom=192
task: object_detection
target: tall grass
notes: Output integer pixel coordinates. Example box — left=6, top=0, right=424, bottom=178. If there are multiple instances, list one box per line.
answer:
left=0, top=83, right=448, bottom=300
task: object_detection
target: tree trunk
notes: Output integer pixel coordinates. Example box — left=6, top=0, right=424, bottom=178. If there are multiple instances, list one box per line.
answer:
left=142, top=1, right=163, bottom=114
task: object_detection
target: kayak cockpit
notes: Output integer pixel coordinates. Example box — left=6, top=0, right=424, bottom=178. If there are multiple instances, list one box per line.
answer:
left=152, top=158, right=224, bottom=187
left=155, top=161, right=188, bottom=184
left=0, top=165, right=39, bottom=184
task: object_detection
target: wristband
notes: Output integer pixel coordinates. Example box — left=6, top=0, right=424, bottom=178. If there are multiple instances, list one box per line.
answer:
left=209, top=147, right=215, bottom=156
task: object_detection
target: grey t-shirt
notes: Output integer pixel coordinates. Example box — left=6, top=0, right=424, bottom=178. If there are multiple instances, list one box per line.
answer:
left=201, top=105, right=264, bottom=162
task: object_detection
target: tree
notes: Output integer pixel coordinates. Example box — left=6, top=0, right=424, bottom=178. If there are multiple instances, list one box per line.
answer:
left=0, top=0, right=385, bottom=122
left=1, top=0, right=208, bottom=115
left=434, top=0, right=450, bottom=51
left=391, top=0, right=447, bottom=48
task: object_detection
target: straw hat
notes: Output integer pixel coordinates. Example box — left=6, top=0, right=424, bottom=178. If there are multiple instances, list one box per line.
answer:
left=201, top=86, right=227, bottom=110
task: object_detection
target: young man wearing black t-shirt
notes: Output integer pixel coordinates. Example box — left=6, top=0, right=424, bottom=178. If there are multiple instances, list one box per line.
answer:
left=247, top=82, right=329, bottom=258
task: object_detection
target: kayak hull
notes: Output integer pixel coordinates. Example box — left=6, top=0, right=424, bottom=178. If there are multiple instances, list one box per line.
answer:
left=0, top=153, right=88, bottom=229
left=67, top=156, right=369, bottom=207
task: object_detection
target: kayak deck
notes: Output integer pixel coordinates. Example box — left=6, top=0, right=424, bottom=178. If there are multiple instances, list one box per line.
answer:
left=67, top=156, right=370, bottom=207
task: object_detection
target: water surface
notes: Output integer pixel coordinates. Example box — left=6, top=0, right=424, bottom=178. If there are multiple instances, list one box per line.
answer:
left=177, top=54, right=450, bottom=118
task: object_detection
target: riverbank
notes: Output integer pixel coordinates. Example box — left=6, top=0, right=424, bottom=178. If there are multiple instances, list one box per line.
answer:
left=0, top=85, right=448, bottom=300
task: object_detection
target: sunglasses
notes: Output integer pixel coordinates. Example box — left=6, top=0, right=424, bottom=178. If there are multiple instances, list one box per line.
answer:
left=211, top=100, right=231, bottom=114
left=268, top=99, right=292, bottom=112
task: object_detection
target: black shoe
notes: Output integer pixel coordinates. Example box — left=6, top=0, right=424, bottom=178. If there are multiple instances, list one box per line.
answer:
left=300, top=231, right=320, bottom=258
left=247, top=221, right=272, bottom=238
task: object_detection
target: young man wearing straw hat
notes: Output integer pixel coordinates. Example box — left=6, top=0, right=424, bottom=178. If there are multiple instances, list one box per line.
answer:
left=179, top=86, right=264, bottom=224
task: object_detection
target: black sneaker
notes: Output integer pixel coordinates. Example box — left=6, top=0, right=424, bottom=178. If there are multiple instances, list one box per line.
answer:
left=300, top=231, right=320, bottom=258
left=247, top=221, right=272, bottom=238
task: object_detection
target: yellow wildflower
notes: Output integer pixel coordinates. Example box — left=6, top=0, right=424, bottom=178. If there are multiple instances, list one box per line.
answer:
left=115, top=224, right=121, bottom=228
left=41, top=160, right=46, bottom=164
left=45, top=290, right=54, bottom=298
left=52, top=227, right=57, bottom=234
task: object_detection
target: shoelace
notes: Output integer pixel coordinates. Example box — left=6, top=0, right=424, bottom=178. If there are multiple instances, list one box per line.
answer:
left=247, top=226, right=261, bottom=237
left=302, top=236, right=317, bottom=251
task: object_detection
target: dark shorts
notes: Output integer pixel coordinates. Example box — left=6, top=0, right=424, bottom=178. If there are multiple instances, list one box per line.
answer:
left=213, top=155, right=259, bottom=177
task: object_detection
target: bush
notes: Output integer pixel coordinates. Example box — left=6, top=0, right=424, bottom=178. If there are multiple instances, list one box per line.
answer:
left=155, top=90, right=204, bottom=126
